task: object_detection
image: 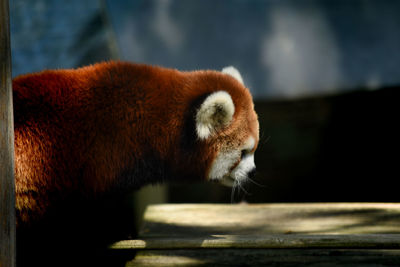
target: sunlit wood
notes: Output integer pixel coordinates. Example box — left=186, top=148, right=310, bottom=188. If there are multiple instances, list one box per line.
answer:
left=112, top=203, right=400, bottom=266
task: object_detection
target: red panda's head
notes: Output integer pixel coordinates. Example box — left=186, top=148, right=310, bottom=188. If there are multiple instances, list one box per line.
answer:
left=192, top=67, right=259, bottom=187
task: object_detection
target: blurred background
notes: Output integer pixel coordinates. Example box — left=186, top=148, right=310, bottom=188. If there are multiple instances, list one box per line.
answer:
left=10, top=0, right=400, bottom=226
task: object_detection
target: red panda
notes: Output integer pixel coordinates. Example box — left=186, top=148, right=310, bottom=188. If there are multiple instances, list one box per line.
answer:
left=13, top=61, right=259, bottom=230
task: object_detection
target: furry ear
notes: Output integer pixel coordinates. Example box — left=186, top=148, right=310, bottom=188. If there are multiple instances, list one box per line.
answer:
left=196, top=91, right=235, bottom=140
left=222, top=66, right=244, bottom=84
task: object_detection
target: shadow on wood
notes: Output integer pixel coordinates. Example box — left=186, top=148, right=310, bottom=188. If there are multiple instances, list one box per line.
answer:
left=111, top=203, right=400, bottom=266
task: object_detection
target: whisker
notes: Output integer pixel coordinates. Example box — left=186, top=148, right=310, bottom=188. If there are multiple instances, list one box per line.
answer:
left=260, top=130, right=266, bottom=140
left=236, top=181, right=250, bottom=195
left=262, top=135, right=271, bottom=146
left=259, top=131, right=271, bottom=147
left=246, top=176, right=266, bottom=188
left=231, top=182, right=237, bottom=203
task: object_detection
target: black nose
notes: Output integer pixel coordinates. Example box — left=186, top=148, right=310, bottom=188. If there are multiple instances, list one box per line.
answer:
left=248, top=168, right=256, bottom=180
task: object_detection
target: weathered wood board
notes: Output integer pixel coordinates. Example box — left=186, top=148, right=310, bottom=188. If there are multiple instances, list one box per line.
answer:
left=111, top=234, right=400, bottom=250
left=125, top=249, right=400, bottom=267
left=140, top=203, right=400, bottom=236
left=110, top=203, right=400, bottom=266
left=0, top=0, right=15, bottom=266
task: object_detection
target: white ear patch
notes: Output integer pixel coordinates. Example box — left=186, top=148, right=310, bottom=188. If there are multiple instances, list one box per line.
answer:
left=196, top=91, right=235, bottom=140
left=222, top=66, right=244, bottom=84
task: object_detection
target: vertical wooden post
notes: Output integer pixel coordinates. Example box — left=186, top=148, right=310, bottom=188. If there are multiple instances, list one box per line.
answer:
left=0, top=0, right=16, bottom=266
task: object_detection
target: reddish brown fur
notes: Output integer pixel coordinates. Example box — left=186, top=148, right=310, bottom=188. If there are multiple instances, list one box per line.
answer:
left=13, top=61, right=258, bottom=226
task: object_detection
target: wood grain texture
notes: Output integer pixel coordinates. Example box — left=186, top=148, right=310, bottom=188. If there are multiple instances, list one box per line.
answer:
left=140, top=203, right=400, bottom=236
left=111, top=234, right=400, bottom=250
left=111, top=203, right=400, bottom=266
left=126, top=249, right=400, bottom=267
left=0, top=0, right=15, bottom=266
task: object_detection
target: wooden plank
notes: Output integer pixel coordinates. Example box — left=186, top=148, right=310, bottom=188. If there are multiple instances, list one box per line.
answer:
left=110, top=203, right=400, bottom=250
left=140, top=203, right=400, bottom=236
left=110, top=203, right=400, bottom=265
left=0, top=0, right=15, bottom=267
left=126, top=249, right=400, bottom=267
left=110, top=234, right=400, bottom=250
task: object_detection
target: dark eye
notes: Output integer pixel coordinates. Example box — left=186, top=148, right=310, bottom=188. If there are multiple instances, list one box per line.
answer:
left=240, top=149, right=247, bottom=159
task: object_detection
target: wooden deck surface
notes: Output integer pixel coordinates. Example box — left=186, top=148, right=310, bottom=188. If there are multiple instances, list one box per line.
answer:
left=110, top=203, right=400, bottom=266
